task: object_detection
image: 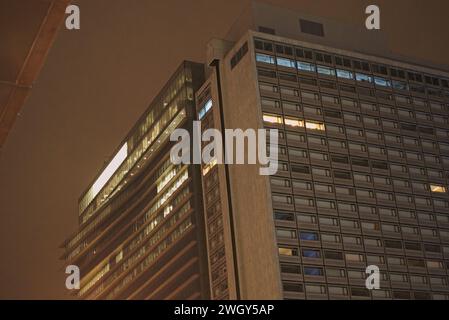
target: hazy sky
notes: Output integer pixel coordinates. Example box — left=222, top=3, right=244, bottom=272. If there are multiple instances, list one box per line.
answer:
left=0, top=0, right=448, bottom=299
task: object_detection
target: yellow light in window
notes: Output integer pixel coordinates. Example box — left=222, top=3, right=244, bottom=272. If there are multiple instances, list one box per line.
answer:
left=306, top=121, right=325, bottom=131
left=284, top=117, right=304, bottom=127
left=278, top=247, right=293, bottom=256
left=202, top=158, right=218, bottom=176
left=263, top=114, right=282, bottom=124
left=431, top=185, right=447, bottom=193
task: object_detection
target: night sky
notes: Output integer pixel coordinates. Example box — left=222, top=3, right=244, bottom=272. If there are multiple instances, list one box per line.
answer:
left=0, top=0, right=448, bottom=299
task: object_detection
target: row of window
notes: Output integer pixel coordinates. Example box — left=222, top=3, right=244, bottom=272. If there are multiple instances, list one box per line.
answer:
left=259, top=82, right=449, bottom=124
left=275, top=151, right=448, bottom=183
left=254, top=39, right=449, bottom=91
left=271, top=140, right=449, bottom=171
left=273, top=190, right=449, bottom=211
left=264, top=113, right=449, bottom=153
left=282, top=282, right=449, bottom=299
left=272, top=176, right=447, bottom=196
left=277, top=211, right=449, bottom=234
left=280, top=263, right=449, bottom=286
left=276, top=221, right=449, bottom=243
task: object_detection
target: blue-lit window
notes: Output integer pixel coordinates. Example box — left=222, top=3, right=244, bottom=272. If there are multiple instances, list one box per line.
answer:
left=356, top=73, right=372, bottom=83
left=317, top=65, right=335, bottom=76
left=374, top=77, right=391, bottom=87
left=336, top=69, right=354, bottom=80
left=198, top=99, right=213, bottom=120
left=300, top=232, right=319, bottom=241
left=304, top=267, right=324, bottom=276
left=392, top=80, right=408, bottom=91
left=256, top=53, right=275, bottom=64
left=297, top=61, right=316, bottom=72
left=277, top=57, right=296, bottom=69
left=303, top=249, right=321, bottom=258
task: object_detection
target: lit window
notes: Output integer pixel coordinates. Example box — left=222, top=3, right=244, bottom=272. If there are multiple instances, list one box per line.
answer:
left=92, top=143, right=128, bottom=198
left=263, top=114, right=282, bottom=124
left=198, top=99, right=212, bottom=120
left=374, top=77, right=391, bottom=87
left=297, top=61, right=316, bottom=72
left=202, top=158, right=218, bottom=176
left=279, top=247, right=296, bottom=256
left=277, top=57, right=296, bottom=68
left=305, top=121, right=325, bottom=131
left=256, top=53, right=275, bottom=64
left=431, top=185, right=447, bottom=193
left=284, top=117, right=304, bottom=127
left=317, top=65, right=335, bottom=76
left=356, top=73, right=372, bottom=83
left=336, top=69, right=354, bottom=80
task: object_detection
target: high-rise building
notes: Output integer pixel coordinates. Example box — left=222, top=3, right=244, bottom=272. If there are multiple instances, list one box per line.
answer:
left=64, top=2, right=449, bottom=300
left=195, top=2, right=449, bottom=300
left=62, top=61, right=211, bottom=300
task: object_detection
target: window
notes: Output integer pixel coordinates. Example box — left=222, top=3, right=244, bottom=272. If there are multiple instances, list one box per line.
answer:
left=230, top=42, right=248, bottom=69
left=277, top=57, right=296, bottom=69
left=281, top=264, right=301, bottom=274
left=374, top=77, right=391, bottom=87
left=317, top=65, right=335, bottom=76
left=276, top=228, right=297, bottom=239
left=356, top=73, right=372, bottom=83
left=324, top=250, right=343, bottom=260
left=274, top=211, right=295, bottom=221
left=279, top=247, right=298, bottom=256
left=198, top=99, right=213, bottom=120
left=297, top=61, right=316, bottom=72
left=283, top=282, right=303, bottom=293
left=284, top=117, right=304, bottom=128
left=336, top=69, right=353, bottom=80
left=299, top=19, right=324, bottom=37
left=430, top=185, right=447, bottom=193
left=263, top=114, right=282, bottom=124
left=256, top=53, right=275, bottom=64
left=302, top=249, right=321, bottom=258
left=305, top=121, right=325, bottom=131
left=300, top=232, right=319, bottom=241
left=304, top=267, right=324, bottom=276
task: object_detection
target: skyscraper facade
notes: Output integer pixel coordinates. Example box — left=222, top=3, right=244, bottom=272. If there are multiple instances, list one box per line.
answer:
left=64, top=3, right=449, bottom=300
left=62, top=61, right=210, bottom=300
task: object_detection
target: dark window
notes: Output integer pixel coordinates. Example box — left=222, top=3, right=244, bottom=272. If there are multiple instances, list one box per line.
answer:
left=331, top=155, right=349, bottom=164
left=281, top=264, right=301, bottom=274
left=352, top=158, right=369, bottom=167
left=299, top=19, right=325, bottom=37
left=351, top=288, right=370, bottom=297
left=320, top=80, right=336, bottom=89
left=292, top=165, right=310, bottom=174
left=324, top=250, right=343, bottom=260
left=279, top=73, right=297, bottom=82
left=424, top=244, right=441, bottom=253
left=258, top=68, right=277, bottom=79
left=258, top=26, right=276, bottom=35
left=275, top=211, right=295, bottom=222
left=372, top=161, right=388, bottom=170
left=334, top=171, right=351, bottom=180
left=414, top=292, right=431, bottom=300
left=385, top=240, right=402, bottom=249
left=304, top=267, right=324, bottom=276
left=283, top=282, right=304, bottom=292
left=393, top=291, right=411, bottom=299
left=405, top=242, right=421, bottom=251
left=299, top=77, right=317, bottom=86
left=300, top=232, right=319, bottom=241
left=230, top=42, right=248, bottom=70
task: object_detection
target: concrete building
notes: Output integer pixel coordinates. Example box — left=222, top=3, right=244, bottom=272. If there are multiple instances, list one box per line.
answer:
left=64, top=2, right=449, bottom=300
